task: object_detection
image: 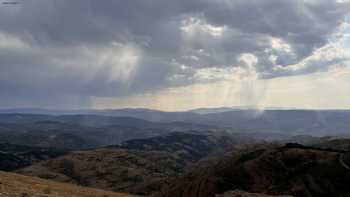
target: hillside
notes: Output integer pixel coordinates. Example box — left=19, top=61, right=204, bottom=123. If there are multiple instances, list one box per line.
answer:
left=0, top=143, right=68, bottom=171
left=17, top=148, right=186, bottom=195
left=311, top=138, right=350, bottom=151
left=217, top=190, right=292, bottom=197
left=0, top=171, right=137, bottom=197
left=0, top=114, right=217, bottom=149
left=16, top=132, right=239, bottom=195
left=118, top=132, right=239, bottom=162
left=158, top=144, right=350, bottom=197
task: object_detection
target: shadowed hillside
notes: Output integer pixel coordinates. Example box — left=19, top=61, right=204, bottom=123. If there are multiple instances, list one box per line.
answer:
left=158, top=144, right=350, bottom=197
left=0, top=143, right=68, bottom=171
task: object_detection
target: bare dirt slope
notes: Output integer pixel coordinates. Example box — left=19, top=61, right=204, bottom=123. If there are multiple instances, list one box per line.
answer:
left=0, top=171, right=137, bottom=197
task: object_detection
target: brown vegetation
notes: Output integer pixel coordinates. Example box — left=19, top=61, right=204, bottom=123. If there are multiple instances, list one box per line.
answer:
left=0, top=171, right=137, bottom=197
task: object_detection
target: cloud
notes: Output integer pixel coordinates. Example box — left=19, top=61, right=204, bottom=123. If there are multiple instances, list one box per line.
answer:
left=0, top=0, right=349, bottom=108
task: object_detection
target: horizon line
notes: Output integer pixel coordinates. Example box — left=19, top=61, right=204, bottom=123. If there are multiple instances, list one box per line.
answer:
left=1, top=106, right=350, bottom=113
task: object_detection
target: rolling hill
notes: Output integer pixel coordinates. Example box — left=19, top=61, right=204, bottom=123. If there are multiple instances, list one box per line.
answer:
left=0, top=143, right=68, bottom=171
left=0, top=171, right=137, bottom=197
left=16, top=132, right=240, bottom=195
left=157, top=143, right=350, bottom=197
left=17, top=148, right=186, bottom=195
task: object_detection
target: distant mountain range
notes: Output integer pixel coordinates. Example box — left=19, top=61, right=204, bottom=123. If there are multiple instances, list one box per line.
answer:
left=188, top=106, right=302, bottom=114
left=1, top=108, right=350, bottom=136
left=0, top=106, right=316, bottom=115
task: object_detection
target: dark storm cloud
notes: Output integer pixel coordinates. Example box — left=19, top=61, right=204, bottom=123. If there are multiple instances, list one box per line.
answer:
left=0, top=0, right=349, bottom=108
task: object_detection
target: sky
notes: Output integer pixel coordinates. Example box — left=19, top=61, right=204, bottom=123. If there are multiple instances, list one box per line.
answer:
left=0, top=0, right=350, bottom=111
